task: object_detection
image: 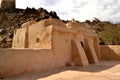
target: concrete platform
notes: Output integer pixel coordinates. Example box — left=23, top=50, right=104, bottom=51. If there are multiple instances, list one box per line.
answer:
left=2, top=61, right=120, bottom=80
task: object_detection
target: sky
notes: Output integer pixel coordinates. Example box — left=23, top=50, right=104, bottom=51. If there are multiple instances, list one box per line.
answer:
left=16, top=0, right=120, bottom=22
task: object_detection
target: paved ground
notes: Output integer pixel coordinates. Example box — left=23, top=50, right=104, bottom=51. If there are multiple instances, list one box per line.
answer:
left=2, top=61, right=120, bottom=80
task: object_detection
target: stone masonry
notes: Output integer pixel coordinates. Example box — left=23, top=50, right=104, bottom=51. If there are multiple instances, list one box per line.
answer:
left=0, top=0, right=15, bottom=9
left=12, top=18, right=100, bottom=65
left=0, top=18, right=101, bottom=77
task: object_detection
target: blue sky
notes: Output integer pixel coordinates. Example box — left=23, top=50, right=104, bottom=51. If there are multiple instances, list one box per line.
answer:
left=16, top=0, right=120, bottom=22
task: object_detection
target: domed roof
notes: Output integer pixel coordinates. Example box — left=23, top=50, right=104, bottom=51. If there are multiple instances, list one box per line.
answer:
left=66, top=19, right=83, bottom=29
left=38, top=18, right=66, bottom=27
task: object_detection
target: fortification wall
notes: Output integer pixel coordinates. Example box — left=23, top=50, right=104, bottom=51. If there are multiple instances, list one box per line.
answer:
left=0, top=49, right=71, bottom=78
left=0, top=0, right=15, bottom=9
left=100, top=45, right=120, bottom=60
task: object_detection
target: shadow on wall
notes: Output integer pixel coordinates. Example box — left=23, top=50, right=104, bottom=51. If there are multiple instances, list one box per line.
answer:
left=100, top=45, right=120, bottom=60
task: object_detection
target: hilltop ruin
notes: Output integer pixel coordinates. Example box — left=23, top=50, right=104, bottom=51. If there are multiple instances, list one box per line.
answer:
left=0, top=0, right=15, bottom=9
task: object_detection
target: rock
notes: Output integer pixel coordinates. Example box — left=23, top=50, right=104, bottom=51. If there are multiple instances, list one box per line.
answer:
left=6, top=38, right=12, bottom=42
left=38, top=8, right=44, bottom=12
left=0, top=29, right=4, bottom=34
left=0, top=36, right=5, bottom=42
left=8, top=33, right=13, bottom=38
left=50, top=11, right=59, bottom=19
left=0, top=29, right=3, bottom=32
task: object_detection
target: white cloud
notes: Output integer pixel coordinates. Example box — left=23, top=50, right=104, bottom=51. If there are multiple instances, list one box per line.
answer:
left=16, top=0, right=120, bottom=22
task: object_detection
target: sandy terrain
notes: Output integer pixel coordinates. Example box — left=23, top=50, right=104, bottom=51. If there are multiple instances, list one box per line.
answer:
left=2, top=61, right=120, bottom=80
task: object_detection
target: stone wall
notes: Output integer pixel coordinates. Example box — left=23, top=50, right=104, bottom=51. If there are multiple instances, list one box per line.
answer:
left=0, top=49, right=71, bottom=78
left=0, top=0, right=15, bottom=9
left=52, top=26, right=77, bottom=66
left=52, top=26, right=99, bottom=66
left=28, top=24, right=52, bottom=49
left=100, top=45, right=120, bottom=60
left=1, top=18, right=100, bottom=78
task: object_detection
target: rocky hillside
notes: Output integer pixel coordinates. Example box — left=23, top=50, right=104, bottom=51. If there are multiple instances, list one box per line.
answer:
left=85, top=18, right=120, bottom=45
left=0, top=8, right=120, bottom=48
left=0, top=8, right=59, bottom=48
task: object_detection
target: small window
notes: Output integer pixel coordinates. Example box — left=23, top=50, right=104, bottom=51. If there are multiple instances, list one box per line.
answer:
left=80, top=41, right=84, bottom=47
left=36, top=38, right=40, bottom=43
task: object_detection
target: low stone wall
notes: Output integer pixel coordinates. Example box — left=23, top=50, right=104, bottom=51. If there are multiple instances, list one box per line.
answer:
left=0, top=49, right=70, bottom=78
left=100, top=45, right=120, bottom=60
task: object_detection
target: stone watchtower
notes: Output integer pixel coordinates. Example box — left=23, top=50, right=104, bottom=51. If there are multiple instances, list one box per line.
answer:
left=0, top=0, right=15, bottom=9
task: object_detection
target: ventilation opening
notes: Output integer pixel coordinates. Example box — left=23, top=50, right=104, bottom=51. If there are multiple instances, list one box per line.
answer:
left=80, top=41, right=84, bottom=47
left=36, top=38, right=40, bottom=43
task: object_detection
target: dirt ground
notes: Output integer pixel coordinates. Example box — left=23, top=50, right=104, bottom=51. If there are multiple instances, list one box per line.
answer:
left=2, top=61, right=120, bottom=80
